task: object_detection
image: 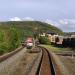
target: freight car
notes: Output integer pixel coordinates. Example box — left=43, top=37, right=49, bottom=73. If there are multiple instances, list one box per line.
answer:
left=55, top=36, right=75, bottom=48
left=62, top=37, right=75, bottom=47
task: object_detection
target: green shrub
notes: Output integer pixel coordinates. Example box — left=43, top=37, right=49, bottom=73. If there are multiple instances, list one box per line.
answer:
left=39, top=36, right=51, bottom=45
left=0, top=26, right=26, bottom=54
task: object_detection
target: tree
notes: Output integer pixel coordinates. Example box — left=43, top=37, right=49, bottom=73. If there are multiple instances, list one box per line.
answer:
left=38, top=36, right=51, bottom=45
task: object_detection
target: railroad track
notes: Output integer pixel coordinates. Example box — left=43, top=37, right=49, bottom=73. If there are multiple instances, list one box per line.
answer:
left=36, top=46, right=62, bottom=75
left=0, top=46, right=62, bottom=75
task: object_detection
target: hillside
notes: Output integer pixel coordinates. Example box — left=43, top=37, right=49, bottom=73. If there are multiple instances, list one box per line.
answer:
left=0, top=21, right=63, bottom=35
left=0, top=21, right=63, bottom=55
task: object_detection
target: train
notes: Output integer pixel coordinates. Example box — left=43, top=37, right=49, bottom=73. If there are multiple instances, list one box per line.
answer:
left=62, top=37, right=75, bottom=47
left=52, top=36, right=75, bottom=48
left=26, top=37, right=34, bottom=49
left=22, top=37, right=34, bottom=49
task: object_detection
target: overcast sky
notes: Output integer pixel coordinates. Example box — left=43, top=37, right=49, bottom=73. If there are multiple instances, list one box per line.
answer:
left=0, top=0, right=75, bottom=32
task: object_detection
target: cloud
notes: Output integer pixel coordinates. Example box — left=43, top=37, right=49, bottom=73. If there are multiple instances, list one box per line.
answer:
left=59, top=19, right=68, bottom=25
left=58, top=19, right=75, bottom=32
left=23, top=17, right=34, bottom=21
left=45, top=19, right=75, bottom=32
left=9, top=17, right=21, bottom=21
left=9, top=17, right=34, bottom=21
left=59, top=19, right=75, bottom=27
left=45, top=19, right=59, bottom=27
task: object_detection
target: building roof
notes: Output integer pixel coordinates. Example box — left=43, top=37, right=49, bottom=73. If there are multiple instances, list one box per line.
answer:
left=46, top=32, right=56, bottom=35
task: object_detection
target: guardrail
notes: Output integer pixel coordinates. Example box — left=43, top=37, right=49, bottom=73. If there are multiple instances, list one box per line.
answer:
left=0, top=46, right=24, bottom=62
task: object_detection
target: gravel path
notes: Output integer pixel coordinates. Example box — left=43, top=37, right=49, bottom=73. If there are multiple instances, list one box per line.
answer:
left=59, top=56, right=75, bottom=75
left=0, top=47, right=42, bottom=75
left=0, top=47, right=27, bottom=75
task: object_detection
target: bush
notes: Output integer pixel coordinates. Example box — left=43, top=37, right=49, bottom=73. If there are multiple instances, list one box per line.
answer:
left=0, top=26, right=26, bottom=55
left=38, top=36, right=51, bottom=45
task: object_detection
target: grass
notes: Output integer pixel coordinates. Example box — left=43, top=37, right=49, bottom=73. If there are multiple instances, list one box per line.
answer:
left=40, top=45, right=71, bottom=52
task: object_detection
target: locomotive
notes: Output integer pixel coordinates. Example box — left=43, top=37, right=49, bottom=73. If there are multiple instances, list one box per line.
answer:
left=21, top=37, right=34, bottom=49
left=26, top=37, right=34, bottom=49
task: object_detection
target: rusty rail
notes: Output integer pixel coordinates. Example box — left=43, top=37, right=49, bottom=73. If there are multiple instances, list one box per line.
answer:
left=36, top=46, right=62, bottom=75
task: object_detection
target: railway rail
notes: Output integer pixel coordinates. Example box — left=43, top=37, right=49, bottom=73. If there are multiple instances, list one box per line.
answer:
left=36, top=46, right=62, bottom=75
left=0, top=45, right=62, bottom=75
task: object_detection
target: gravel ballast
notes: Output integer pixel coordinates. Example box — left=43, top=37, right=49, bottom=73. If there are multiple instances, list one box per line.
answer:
left=0, top=47, right=42, bottom=75
left=59, top=56, right=75, bottom=75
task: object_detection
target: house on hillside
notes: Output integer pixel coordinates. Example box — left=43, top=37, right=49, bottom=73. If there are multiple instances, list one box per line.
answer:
left=71, top=34, right=75, bottom=38
left=40, top=32, right=59, bottom=43
left=46, top=32, right=58, bottom=43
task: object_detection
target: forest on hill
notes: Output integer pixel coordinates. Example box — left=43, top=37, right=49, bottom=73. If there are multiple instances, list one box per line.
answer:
left=0, top=21, right=63, bottom=55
